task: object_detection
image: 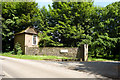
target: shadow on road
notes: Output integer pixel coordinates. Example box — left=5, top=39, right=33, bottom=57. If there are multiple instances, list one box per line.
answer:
left=68, top=62, right=120, bottom=79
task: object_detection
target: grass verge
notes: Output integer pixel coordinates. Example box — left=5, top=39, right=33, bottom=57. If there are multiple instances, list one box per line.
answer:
left=0, top=52, right=118, bottom=61
left=0, top=52, right=72, bottom=60
left=88, top=57, right=119, bottom=61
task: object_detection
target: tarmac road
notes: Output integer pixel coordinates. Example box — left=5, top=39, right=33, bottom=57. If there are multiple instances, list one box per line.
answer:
left=0, top=56, right=118, bottom=79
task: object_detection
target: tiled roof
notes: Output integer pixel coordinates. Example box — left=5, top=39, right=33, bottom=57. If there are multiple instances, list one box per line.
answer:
left=15, top=27, right=37, bottom=35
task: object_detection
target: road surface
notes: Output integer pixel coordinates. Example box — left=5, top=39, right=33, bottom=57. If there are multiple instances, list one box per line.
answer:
left=0, top=56, right=119, bottom=79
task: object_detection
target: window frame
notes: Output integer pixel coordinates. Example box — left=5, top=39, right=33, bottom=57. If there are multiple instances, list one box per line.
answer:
left=32, top=35, right=37, bottom=45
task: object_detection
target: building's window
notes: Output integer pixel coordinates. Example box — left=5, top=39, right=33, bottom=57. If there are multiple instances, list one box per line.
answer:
left=33, top=35, right=37, bottom=45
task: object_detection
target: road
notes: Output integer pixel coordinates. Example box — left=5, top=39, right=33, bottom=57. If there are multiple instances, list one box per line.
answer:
left=0, top=56, right=119, bottom=79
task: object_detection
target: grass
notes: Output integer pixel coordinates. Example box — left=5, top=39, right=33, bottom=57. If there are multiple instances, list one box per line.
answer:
left=0, top=52, right=118, bottom=61
left=88, top=57, right=119, bottom=61
left=0, top=52, right=71, bottom=60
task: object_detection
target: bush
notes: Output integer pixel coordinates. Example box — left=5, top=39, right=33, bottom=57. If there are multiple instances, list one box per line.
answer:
left=14, top=42, right=23, bottom=55
left=10, top=50, right=15, bottom=54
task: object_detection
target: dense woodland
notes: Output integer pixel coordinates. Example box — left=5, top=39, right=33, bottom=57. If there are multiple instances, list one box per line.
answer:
left=2, top=1, right=120, bottom=59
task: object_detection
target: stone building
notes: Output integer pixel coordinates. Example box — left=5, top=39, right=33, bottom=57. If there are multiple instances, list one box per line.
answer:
left=14, top=27, right=39, bottom=54
left=14, top=27, right=88, bottom=61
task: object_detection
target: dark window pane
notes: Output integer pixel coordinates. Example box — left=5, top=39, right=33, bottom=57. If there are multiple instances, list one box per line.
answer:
left=33, top=35, right=36, bottom=45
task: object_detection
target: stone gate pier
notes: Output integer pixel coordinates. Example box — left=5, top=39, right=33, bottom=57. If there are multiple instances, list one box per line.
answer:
left=76, top=44, right=88, bottom=61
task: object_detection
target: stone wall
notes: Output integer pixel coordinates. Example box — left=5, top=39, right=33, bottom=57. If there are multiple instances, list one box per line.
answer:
left=25, top=47, right=78, bottom=58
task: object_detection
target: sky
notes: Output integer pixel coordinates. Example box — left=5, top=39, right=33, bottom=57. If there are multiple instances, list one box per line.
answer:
left=35, top=0, right=120, bottom=9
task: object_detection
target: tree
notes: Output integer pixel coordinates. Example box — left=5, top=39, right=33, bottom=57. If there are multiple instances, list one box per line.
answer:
left=89, top=2, right=120, bottom=58
left=103, top=2, right=120, bottom=58
left=2, top=2, right=40, bottom=52
left=47, top=1, right=94, bottom=47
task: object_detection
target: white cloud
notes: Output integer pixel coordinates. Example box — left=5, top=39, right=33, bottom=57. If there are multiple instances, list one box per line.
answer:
left=35, top=0, right=53, bottom=2
left=94, top=0, right=120, bottom=2
left=36, top=0, right=120, bottom=2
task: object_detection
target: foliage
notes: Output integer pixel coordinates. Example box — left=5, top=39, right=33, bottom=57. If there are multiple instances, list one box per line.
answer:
left=89, top=34, right=118, bottom=58
left=2, top=1, right=120, bottom=59
left=47, top=2, right=94, bottom=47
left=14, top=42, right=23, bottom=55
left=38, top=31, right=53, bottom=47
left=2, top=2, right=40, bottom=52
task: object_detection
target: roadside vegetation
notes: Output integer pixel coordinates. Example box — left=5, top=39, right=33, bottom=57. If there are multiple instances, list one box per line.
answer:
left=2, top=1, right=120, bottom=61
left=88, top=57, right=119, bottom=61
left=0, top=52, right=118, bottom=61
left=0, top=52, right=71, bottom=60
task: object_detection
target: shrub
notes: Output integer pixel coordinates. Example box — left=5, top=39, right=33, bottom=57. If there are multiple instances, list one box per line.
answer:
left=14, top=42, right=23, bottom=55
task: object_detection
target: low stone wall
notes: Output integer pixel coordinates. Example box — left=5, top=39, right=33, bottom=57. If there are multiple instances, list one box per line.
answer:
left=25, top=47, right=78, bottom=58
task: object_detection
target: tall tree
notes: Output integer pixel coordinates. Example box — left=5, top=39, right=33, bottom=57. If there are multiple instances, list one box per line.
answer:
left=89, top=2, right=120, bottom=58
left=2, top=2, right=40, bottom=52
left=47, top=1, right=94, bottom=47
left=102, top=2, right=120, bottom=58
